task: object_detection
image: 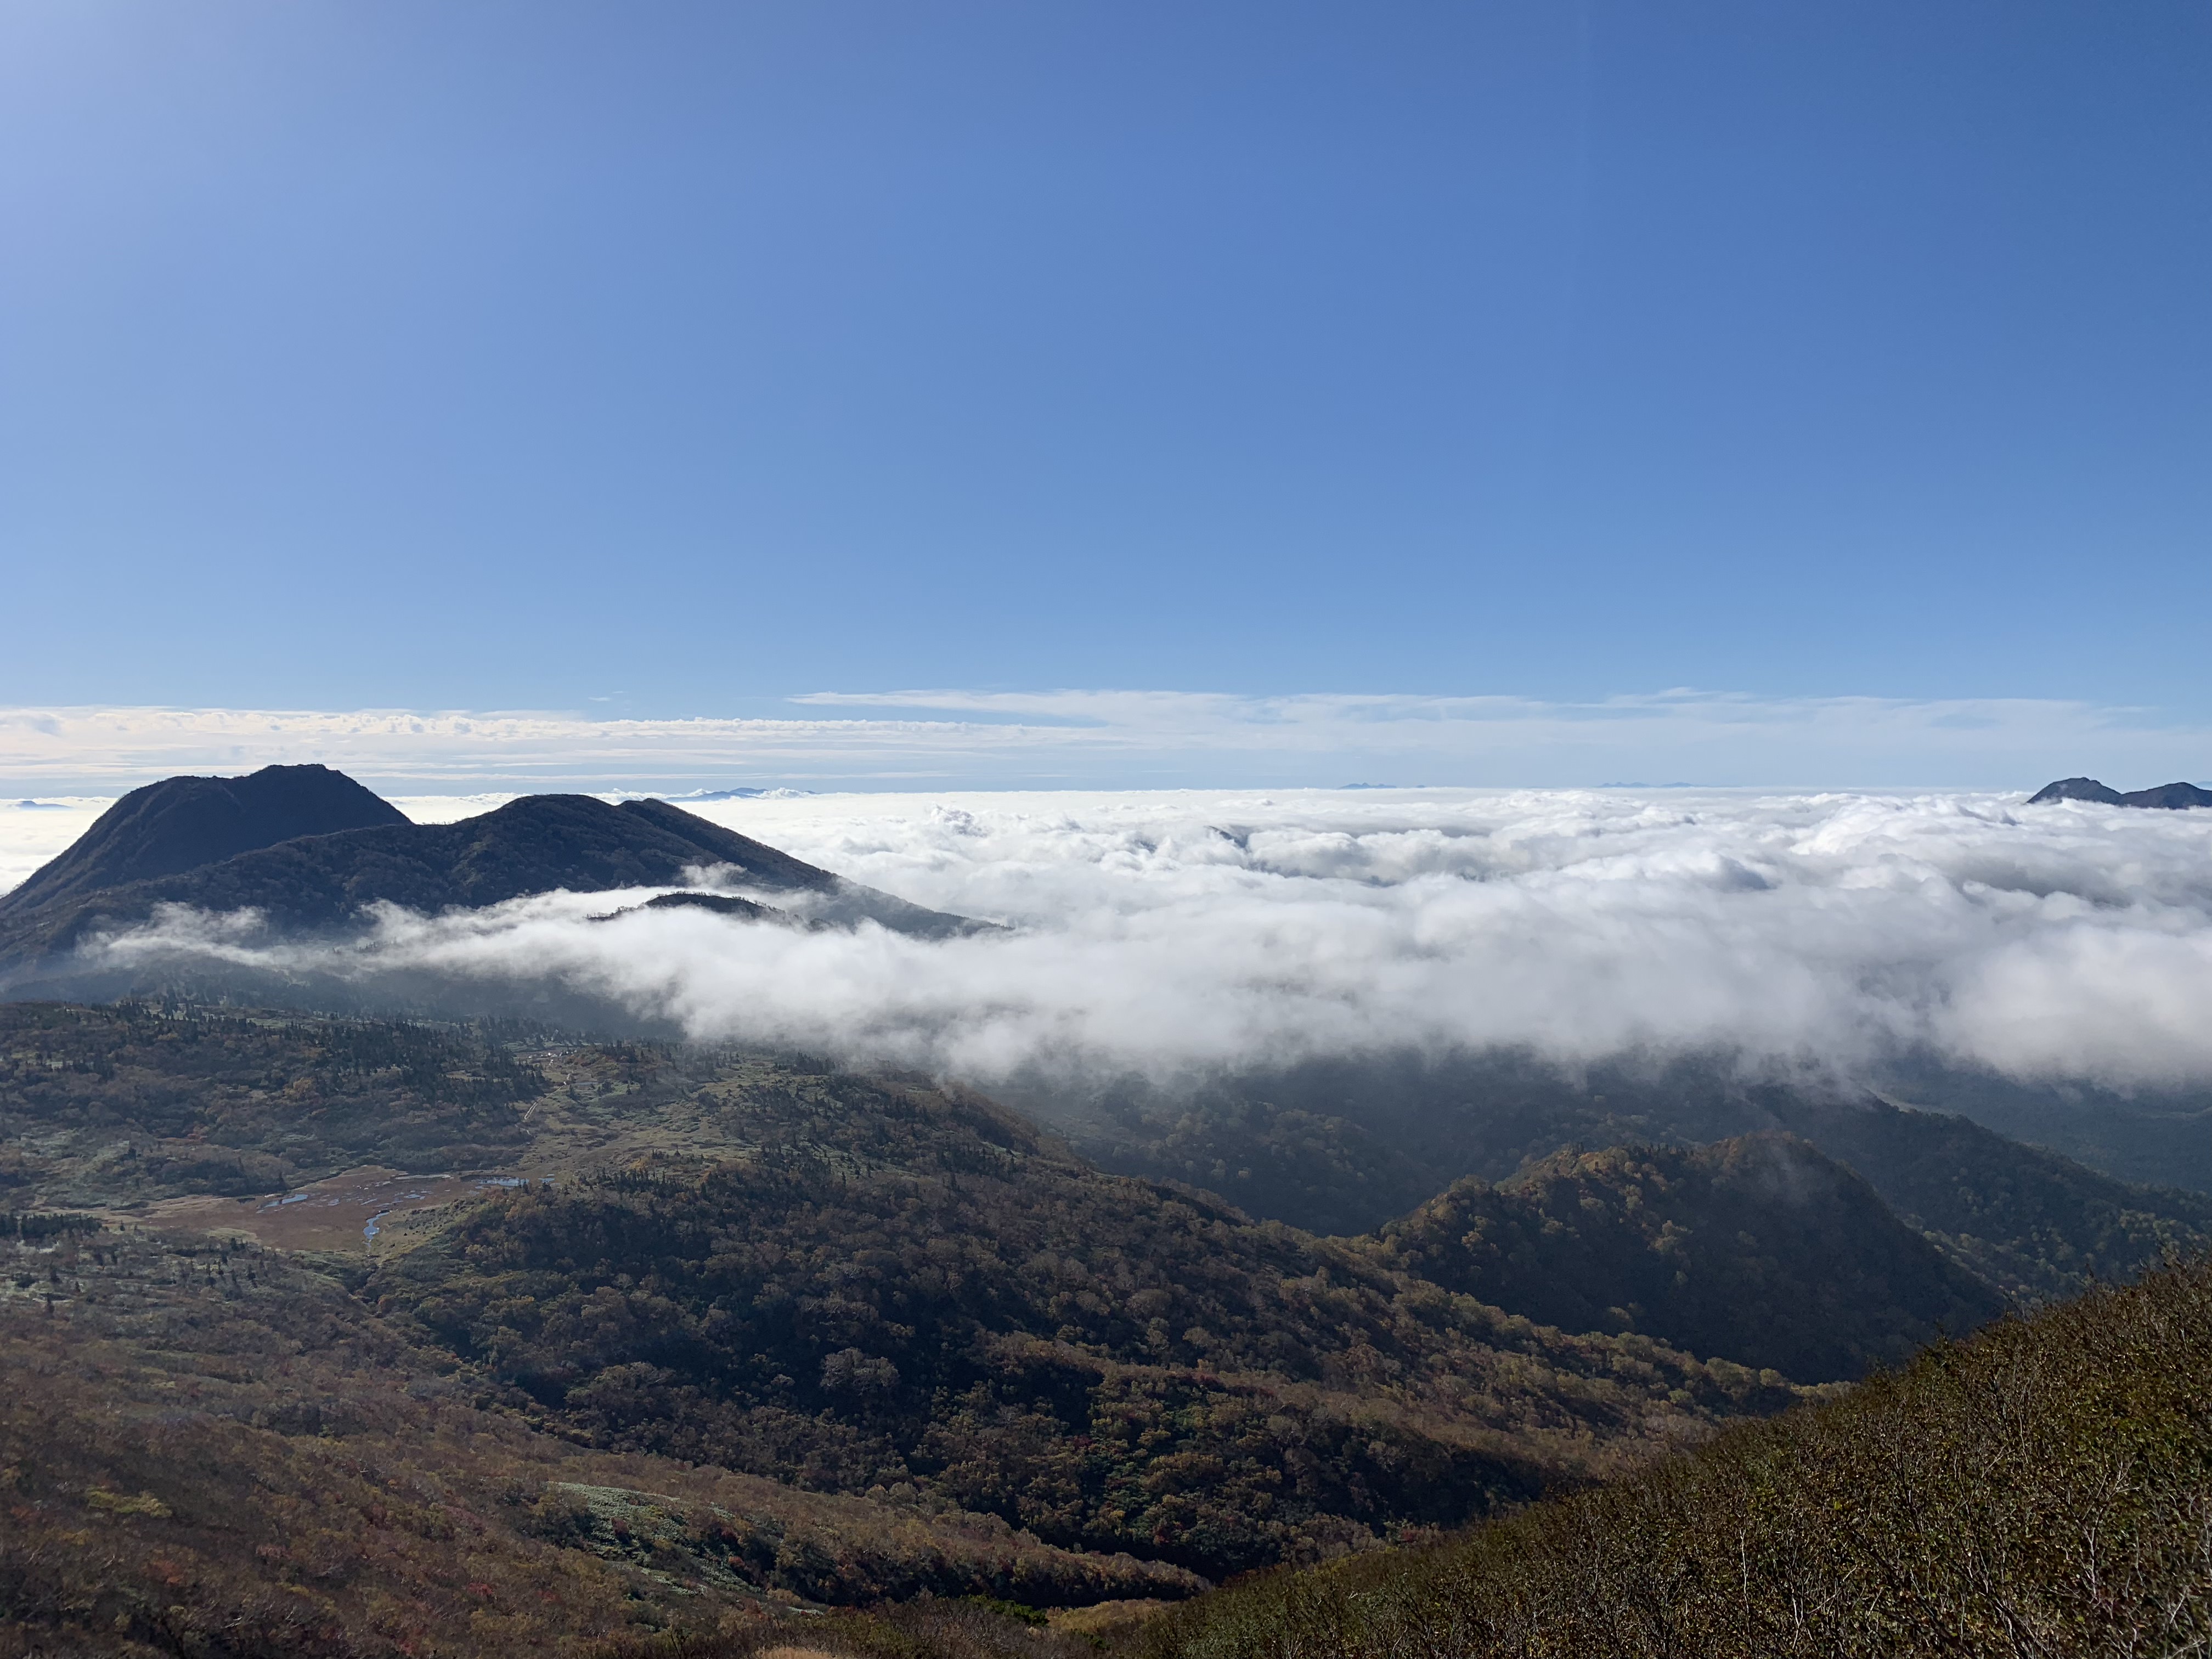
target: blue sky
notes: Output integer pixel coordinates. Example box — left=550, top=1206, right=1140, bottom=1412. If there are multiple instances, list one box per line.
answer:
left=2, top=1, right=2208, bottom=785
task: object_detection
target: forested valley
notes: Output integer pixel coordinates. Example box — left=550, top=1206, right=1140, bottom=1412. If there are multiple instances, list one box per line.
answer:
left=6, top=999, right=2211, bottom=1657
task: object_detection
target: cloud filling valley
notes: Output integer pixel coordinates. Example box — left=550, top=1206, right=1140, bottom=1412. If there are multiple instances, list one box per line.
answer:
left=64, top=787, right=2212, bottom=1093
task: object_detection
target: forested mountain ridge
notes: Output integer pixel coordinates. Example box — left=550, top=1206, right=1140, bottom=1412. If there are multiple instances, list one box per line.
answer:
left=1762, top=1092, right=2212, bottom=1301
left=362, top=1048, right=1805, bottom=1578
left=1376, top=1135, right=2007, bottom=1382
left=2027, top=775, right=2212, bottom=808
left=1047, top=1053, right=2212, bottom=1299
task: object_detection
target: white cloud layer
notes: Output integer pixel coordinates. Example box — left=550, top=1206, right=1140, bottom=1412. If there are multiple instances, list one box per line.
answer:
left=80, top=787, right=2212, bottom=1091
left=2, top=690, right=2207, bottom=794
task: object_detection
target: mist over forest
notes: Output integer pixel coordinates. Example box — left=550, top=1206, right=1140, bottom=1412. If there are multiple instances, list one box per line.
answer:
left=48, top=785, right=2212, bottom=1093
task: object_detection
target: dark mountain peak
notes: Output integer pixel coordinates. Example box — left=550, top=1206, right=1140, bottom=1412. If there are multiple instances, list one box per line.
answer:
left=0, top=779, right=983, bottom=990
left=2028, top=777, right=2211, bottom=809
left=406, top=793, right=854, bottom=914
left=2119, top=781, right=2212, bottom=810
left=2028, top=777, right=2125, bottom=805
left=0, top=763, right=407, bottom=918
left=415, top=794, right=846, bottom=896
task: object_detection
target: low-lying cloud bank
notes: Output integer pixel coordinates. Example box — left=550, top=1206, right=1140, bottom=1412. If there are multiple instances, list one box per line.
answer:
left=83, top=787, right=2212, bottom=1092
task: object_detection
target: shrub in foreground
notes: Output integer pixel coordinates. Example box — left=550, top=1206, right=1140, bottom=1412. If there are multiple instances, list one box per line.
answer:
left=1135, top=1258, right=2212, bottom=1659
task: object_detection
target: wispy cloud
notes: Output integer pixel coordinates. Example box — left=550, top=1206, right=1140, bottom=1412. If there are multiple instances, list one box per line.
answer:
left=0, top=690, right=2203, bottom=795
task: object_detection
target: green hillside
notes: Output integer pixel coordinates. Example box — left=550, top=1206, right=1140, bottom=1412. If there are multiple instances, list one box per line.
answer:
left=1135, top=1257, right=2212, bottom=1659
left=1770, top=1093, right=2212, bottom=1301
left=2, top=1002, right=1817, bottom=1600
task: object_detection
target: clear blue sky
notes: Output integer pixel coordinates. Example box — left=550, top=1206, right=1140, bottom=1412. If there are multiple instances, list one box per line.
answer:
left=3, top=1, right=2208, bottom=726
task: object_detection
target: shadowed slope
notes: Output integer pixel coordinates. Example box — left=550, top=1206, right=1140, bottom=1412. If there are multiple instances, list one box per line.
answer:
left=0, top=763, right=408, bottom=916
left=2028, top=775, right=2212, bottom=807
left=1047, top=1057, right=2212, bottom=1301
left=0, top=791, right=983, bottom=985
left=1377, top=1134, right=2008, bottom=1382
left=1138, top=1260, right=2212, bottom=1659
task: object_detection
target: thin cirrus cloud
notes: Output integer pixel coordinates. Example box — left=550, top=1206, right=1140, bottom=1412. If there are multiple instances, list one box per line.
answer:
left=0, top=689, right=2205, bottom=794
left=83, top=786, right=2212, bottom=1091
left=12, top=690, right=2212, bottom=1095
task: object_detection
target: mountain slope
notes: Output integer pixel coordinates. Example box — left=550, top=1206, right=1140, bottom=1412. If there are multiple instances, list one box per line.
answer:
left=0, top=1003, right=1810, bottom=1583
left=0, top=763, right=407, bottom=916
left=1768, top=1093, right=2212, bottom=1301
left=1375, top=1135, right=2008, bottom=1382
left=2027, top=776, right=2127, bottom=804
left=0, top=1226, right=1201, bottom=1659
left=364, top=1048, right=1804, bottom=1579
left=15, top=1036, right=2200, bottom=1655
left=2027, top=775, right=2212, bottom=808
left=0, top=788, right=981, bottom=986
left=1872, top=1063, right=2212, bottom=1195
left=1138, top=1258, right=2212, bottom=1659
left=1047, top=1056, right=2212, bottom=1301
left=2120, top=780, right=2212, bottom=808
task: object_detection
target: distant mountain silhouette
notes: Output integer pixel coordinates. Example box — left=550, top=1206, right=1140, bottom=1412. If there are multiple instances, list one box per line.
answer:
left=2, top=764, right=408, bottom=916
left=2028, top=777, right=2212, bottom=808
left=2027, top=777, right=2125, bottom=805
left=2117, top=781, right=2212, bottom=809
left=0, top=773, right=985, bottom=987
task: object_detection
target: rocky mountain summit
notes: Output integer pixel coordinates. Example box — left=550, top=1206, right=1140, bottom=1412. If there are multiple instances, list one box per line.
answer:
left=2028, top=776, right=2212, bottom=808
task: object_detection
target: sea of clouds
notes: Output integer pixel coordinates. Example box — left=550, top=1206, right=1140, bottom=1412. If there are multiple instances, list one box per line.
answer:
left=35, top=786, right=2212, bottom=1092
